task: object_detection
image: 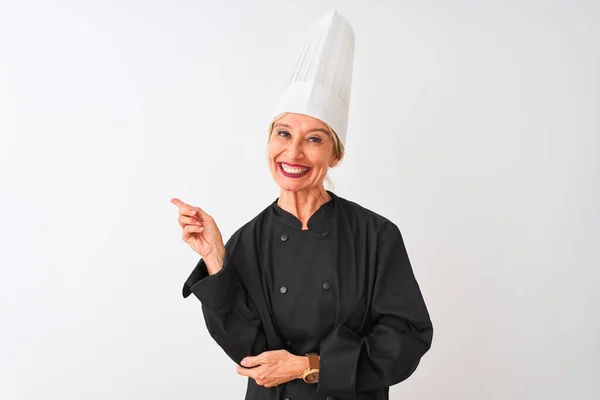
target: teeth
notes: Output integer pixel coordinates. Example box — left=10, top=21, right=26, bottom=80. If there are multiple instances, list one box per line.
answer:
left=281, top=164, right=308, bottom=174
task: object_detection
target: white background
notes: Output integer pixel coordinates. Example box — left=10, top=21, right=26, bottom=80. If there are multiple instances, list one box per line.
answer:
left=1, top=0, right=598, bottom=399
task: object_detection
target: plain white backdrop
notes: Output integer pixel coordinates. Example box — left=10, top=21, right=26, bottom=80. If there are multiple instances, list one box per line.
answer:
left=1, top=0, right=598, bottom=399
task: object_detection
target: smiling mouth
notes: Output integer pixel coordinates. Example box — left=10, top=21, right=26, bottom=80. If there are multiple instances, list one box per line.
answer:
left=278, top=162, right=311, bottom=178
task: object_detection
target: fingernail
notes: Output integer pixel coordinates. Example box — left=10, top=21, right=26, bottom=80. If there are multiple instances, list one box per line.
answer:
left=191, top=210, right=197, bottom=215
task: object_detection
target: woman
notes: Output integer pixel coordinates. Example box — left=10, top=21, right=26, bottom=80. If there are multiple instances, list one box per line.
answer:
left=171, top=11, right=433, bottom=400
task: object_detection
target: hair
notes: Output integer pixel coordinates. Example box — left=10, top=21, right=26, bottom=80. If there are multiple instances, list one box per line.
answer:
left=267, top=113, right=345, bottom=190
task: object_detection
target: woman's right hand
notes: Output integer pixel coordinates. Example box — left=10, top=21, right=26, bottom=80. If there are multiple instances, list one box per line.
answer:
left=171, top=197, right=226, bottom=274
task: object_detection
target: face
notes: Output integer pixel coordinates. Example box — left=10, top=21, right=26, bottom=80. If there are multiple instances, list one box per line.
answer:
left=267, top=113, right=339, bottom=193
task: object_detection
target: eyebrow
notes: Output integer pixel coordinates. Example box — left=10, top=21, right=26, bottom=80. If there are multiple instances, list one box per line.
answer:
left=273, top=123, right=330, bottom=135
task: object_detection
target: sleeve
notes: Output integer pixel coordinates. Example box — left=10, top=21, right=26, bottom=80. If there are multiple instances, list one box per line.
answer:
left=182, top=249, right=267, bottom=365
left=317, top=222, right=434, bottom=397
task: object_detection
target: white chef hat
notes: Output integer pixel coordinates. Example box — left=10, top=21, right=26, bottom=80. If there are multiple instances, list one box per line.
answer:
left=272, top=10, right=355, bottom=146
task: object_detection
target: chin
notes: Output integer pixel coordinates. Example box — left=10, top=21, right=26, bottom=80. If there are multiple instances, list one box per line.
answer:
left=278, top=183, right=304, bottom=192
left=273, top=178, right=303, bottom=192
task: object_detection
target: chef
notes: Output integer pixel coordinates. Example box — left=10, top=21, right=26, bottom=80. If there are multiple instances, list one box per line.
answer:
left=172, top=10, right=433, bottom=400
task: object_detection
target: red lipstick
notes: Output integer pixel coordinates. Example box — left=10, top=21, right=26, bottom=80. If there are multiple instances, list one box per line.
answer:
left=277, top=162, right=311, bottom=178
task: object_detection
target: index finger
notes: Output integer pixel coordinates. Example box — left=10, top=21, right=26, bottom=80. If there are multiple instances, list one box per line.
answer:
left=171, top=197, right=211, bottom=218
left=170, top=197, right=186, bottom=208
left=170, top=198, right=197, bottom=215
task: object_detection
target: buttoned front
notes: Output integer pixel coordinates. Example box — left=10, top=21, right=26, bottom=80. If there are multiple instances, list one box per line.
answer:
left=182, top=191, right=433, bottom=400
left=270, top=199, right=337, bottom=373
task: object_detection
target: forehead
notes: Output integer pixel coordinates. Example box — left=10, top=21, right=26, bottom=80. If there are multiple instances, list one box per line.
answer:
left=274, top=113, right=328, bottom=132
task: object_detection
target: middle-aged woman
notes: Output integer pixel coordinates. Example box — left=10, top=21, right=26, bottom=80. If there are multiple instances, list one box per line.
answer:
left=171, top=10, right=433, bottom=400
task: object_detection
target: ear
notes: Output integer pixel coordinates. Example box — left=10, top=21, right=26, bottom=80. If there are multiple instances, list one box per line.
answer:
left=330, top=158, right=340, bottom=168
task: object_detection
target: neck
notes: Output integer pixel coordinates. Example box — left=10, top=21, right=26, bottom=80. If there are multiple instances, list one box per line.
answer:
left=277, top=186, right=331, bottom=230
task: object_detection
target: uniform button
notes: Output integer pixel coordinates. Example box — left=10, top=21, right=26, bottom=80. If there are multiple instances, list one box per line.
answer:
left=322, top=282, right=331, bottom=291
left=280, top=286, right=288, bottom=294
left=285, top=341, right=293, bottom=349
left=280, top=234, right=289, bottom=242
left=320, top=231, right=329, bottom=237
left=284, top=398, right=291, bottom=400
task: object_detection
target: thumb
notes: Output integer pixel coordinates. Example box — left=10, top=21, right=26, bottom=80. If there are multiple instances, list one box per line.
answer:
left=241, top=356, right=260, bottom=368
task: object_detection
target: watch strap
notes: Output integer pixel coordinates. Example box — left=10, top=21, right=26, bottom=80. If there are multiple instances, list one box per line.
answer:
left=302, top=353, right=320, bottom=384
left=306, top=353, right=319, bottom=369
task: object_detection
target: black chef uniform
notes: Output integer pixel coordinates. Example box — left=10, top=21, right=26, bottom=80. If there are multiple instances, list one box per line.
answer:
left=183, top=191, right=433, bottom=400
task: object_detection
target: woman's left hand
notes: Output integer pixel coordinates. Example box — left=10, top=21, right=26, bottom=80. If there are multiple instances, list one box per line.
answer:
left=237, top=350, right=308, bottom=388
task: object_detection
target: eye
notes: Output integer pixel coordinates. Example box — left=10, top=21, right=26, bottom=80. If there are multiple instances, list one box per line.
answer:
left=308, top=136, right=323, bottom=143
left=277, top=130, right=291, bottom=138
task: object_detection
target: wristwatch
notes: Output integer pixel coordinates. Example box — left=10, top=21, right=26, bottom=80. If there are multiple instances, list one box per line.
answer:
left=301, top=353, right=319, bottom=384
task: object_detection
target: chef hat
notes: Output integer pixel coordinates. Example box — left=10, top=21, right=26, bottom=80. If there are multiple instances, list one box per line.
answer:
left=272, top=10, right=355, bottom=146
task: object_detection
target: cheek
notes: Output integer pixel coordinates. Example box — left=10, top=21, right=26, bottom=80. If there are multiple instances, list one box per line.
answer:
left=267, top=143, right=287, bottom=168
left=267, top=142, right=279, bottom=161
left=309, top=149, right=334, bottom=171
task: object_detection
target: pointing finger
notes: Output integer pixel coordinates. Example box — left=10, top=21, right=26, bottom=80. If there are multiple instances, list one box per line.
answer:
left=173, top=201, right=198, bottom=217
left=170, top=198, right=190, bottom=210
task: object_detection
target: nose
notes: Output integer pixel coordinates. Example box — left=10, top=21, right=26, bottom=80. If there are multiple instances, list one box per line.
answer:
left=286, top=139, right=304, bottom=160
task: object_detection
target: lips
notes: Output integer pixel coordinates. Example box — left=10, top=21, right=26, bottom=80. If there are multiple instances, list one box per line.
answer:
left=278, top=162, right=311, bottom=178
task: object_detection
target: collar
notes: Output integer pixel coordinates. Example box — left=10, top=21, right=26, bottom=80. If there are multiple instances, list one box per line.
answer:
left=271, top=190, right=337, bottom=230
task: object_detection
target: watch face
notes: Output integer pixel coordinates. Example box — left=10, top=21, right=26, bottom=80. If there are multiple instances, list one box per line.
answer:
left=305, top=372, right=319, bottom=383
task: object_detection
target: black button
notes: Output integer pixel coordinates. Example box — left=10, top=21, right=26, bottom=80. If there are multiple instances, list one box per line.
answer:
left=320, top=231, right=329, bottom=237
left=280, top=286, right=288, bottom=294
left=285, top=341, right=293, bottom=349
left=281, top=234, right=289, bottom=242
left=322, top=282, right=331, bottom=291
left=284, top=398, right=291, bottom=400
